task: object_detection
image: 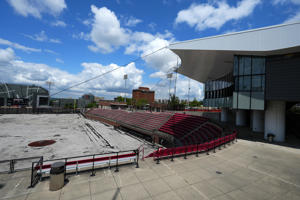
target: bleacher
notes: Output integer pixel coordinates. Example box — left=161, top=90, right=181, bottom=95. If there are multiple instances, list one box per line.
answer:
left=87, top=109, right=172, bottom=132
left=158, top=113, right=222, bottom=146
left=87, top=109, right=223, bottom=147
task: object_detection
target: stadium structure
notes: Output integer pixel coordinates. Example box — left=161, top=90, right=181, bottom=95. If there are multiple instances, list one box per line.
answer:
left=169, top=22, right=300, bottom=142
left=0, top=83, right=49, bottom=108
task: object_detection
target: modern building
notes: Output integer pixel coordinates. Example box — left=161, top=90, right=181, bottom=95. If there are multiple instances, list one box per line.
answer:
left=169, top=22, right=300, bottom=142
left=0, top=83, right=49, bottom=108
left=132, top=87, right=155, bottom=104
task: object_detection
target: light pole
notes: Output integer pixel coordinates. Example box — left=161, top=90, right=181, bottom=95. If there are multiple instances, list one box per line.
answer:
left=124, top=74, right=128, bottom=103
left=167, top=73, right=172, bottom=101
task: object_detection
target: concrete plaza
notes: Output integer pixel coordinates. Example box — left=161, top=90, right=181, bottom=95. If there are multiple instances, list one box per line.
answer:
left=1, top=139, right=300, bottom=200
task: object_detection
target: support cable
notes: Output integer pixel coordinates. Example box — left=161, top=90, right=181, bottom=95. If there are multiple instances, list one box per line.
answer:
left=50, top=46, right=167, bottom=97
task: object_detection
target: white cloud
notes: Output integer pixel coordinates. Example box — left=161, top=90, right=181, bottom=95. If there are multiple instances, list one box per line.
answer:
left=56, top=58, right=64, bottom=64
left=0, top=47, right=143, bottom=99
left=148, top=74, right=203, bottom=100
left=44, top=49, right=58, bottom=55
left=125, top=16, right=142, bottom=27
left=7, top=0, right=67, bottom=19
left=51, top=20, right=66, bottom=27
left=175, top=0, right=261, bottom=31
left=89, top=5, right=130, bottom=53
left=148, top=22, right=157, bottom=31
left=284, top=12, right=300, bottom=23
left=125, top=31, right=178, bottom=72
left=0, top=48, right=15, bottom=64
left=0, top=38, right=41, bottom=53
left=24, top=31, right=61, bottom=44
left=273, top=0, right=300, bottom=5
left=72, top=32, right=90, bottom=40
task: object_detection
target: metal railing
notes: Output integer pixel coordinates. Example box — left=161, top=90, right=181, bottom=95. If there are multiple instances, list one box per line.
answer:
left=0, top=156, right=42, bottom=173
left=147, top=131, right=237, bottom=162
left=28, top=149, right=140, bottom=187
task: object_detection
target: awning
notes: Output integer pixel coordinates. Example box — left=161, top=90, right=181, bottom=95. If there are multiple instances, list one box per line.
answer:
left=169, top=22, right=300, bottom=83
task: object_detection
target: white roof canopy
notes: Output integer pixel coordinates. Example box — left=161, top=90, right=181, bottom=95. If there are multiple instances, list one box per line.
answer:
left=169, top=22, right=300, bottom=83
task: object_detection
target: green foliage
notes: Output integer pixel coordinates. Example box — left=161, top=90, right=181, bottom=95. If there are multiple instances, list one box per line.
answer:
left=86, top=102, right=97, bottom=108
left=115, top=96, right=125, bottom=102
left=136, top=98, right=148, bottom=107
left=189, top=98, right=203, bottom=107
left=168, top=95, right=185, bottom=110
left=64, top=103, right=77, bottom=109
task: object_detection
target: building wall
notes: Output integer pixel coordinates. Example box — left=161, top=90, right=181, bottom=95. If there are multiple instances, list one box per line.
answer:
left=266, top=53, right=300, bottom=101
left=132, top=87, right=155, bottom=104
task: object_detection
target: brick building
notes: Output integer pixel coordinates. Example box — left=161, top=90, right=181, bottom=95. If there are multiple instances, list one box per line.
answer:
left=132, top=87, right=155, bottom=104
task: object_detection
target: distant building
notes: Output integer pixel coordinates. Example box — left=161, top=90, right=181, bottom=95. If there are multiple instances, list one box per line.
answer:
left=0, top=83, right=49, bottom=108
left=51, top=98, right=77, bottom=108
left=132, top=87, right=155, bottom=104
left=78, top=94, right=95, bottom=108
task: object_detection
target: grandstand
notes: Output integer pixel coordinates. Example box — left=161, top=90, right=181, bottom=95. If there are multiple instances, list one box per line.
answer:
left=85, top=109, right=223, bottom=147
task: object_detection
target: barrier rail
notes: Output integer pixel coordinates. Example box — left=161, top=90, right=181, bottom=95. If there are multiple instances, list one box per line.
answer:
left=27, top=149, right=139, bottom=187
left=146, top=131, right=237, bottom=161
left=0, top=156, right=42, bottom=173
left=30, top=157, right=43, bottom=187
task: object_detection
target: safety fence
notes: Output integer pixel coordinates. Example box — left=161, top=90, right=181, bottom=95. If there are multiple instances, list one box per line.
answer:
left=30, top=157, right=43, bottom=187
left=0, top=156, right=42, bottom=174
left=29, top=149, right=140, bottom=187
left=146, top=131, right=237, bottom=162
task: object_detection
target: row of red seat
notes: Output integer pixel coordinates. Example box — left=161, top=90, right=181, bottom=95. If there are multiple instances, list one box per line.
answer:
left=87, top=109, right=172, bottom=131
left=146, top=132, right=237, bottom=158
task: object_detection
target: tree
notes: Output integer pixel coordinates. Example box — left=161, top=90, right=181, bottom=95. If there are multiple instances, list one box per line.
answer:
left=168, top=95, right=185, bottom=110
left=136, top=98, right=148, bottom=108
left=86, top=102, right=97, bottom=108
left=189, top=98, right=203, bottom=107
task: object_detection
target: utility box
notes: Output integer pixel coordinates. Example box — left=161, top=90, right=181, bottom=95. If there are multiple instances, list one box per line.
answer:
left=49, top=162, right=65, bottom=191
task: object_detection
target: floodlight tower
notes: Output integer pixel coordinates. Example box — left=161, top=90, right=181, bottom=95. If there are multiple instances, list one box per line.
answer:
left=124, top=74, right=128, bottom=103
left=188, top=79, right=191, bottom=107
left=45, top=81, right=54, bottom=96
left=167, top=73, right=172, bottom=101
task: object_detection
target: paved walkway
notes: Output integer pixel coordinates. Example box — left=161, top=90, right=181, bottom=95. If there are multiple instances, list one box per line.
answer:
left=1, top=139, right=300, bottom=200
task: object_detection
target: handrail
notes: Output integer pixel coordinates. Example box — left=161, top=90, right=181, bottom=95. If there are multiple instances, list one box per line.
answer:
left=146, top=131, right=237, bottom=159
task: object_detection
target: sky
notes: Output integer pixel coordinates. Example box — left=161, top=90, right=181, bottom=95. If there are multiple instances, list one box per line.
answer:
left=0, top=0, right=300, bottom=100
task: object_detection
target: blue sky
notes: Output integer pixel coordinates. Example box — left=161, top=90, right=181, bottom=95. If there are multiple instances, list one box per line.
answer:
left=0, top=0, right=300, bottom=100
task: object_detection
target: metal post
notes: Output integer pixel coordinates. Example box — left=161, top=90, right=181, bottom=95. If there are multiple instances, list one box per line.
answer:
left=64, top=158, right=67, bottom=180
left=184, top=147, right=187, bottom=159
left=136, top=150, right=139, bottom=168
left=91, top=155, right=95, bottom=176
left=196, top=143, right=199, bottom=157
left=156, top=148, right=160, bottom=164
left=206, top=142, right=210, bottom=155
left=30, top=162, right=34, bottom=187
left=115, top=152, right=119, bottom=172
left=223, top=136, right=226, bottom=148
left=171, top=148, right=174, bottom=162
left=213, top=138, right=216, bottom=153
left=219, top=137, right=221, bottom=150
left=9, top=160, right=14, bottom=173
left=109, top=157, right=111, bottom=169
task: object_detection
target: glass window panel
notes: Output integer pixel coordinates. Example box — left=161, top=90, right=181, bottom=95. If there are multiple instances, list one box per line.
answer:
left=233, top=92, right=238, bottom=109
left=244, top=57, right=251, bottom=75
left=251, top=92, right=264, bottom=110
left=239, top=57, right=244, bottom=75
left=235, top=78, right=239, bottom=91
left=234, top=56, right=239, bottom=76
left=239, top=76, right=251, bottom=91
left=238, top=92, right=251, bottom=109
left=252, top=57, right=265, bottom=74
left=252, top=75, right=262, bottom=91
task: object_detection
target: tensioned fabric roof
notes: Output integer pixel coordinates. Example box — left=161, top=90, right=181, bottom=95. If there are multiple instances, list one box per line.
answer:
left=169, top=22, right=300, bottom=83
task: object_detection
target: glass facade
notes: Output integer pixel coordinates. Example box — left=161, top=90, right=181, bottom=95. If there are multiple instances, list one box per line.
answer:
left=204, top=55, right=266, bottom=110
left=232, top=55, right=265, bottom=110
left=204, top=72, right=234, bottom=108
